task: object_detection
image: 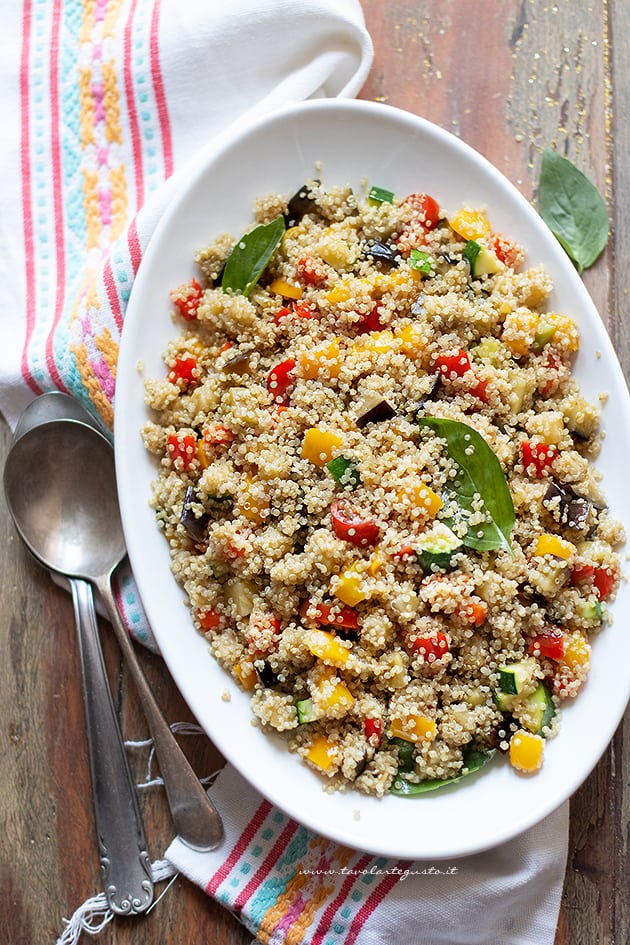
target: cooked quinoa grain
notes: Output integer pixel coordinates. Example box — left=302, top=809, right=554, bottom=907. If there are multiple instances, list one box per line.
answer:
left=143, top=181, right=624, bottom=795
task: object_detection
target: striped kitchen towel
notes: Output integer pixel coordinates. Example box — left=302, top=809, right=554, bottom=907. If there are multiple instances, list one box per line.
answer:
left=165, top=764, right=569, bottom=945
left=0, top=0, right=372, bottom=430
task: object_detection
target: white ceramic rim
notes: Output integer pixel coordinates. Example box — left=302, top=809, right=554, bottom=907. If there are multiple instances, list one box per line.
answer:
left=115, top=98, right=630, bottom=860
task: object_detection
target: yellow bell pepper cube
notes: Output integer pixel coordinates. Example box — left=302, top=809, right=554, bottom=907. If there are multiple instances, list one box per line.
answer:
left=398, top=482, right=443, bottom=518
left=237, top=477, right=270, bottom=524
left=564, top=632, right=591, bottom=670
left=390, top=714, right=437, bottom=743
left=325, top=282, right=351, bottom=304
left=269, top=277, right=303, bottom=300
left=299, top=339, right=342, bottom=380
left=502, top=309, right=540, bottom=357
left=533, top=534, right=576, bottom=560
left=333, top=566, right=368, bottom=607
left=314, top=669, right=354, bottom=711
left=509, top=730, right=544, bottom=773
left=301, top=428, right=344, bottom=466
left=306, top=629, right=350, bottom=666
left=544, top=313, right=580, bottom=352
left=351, top=330, right=398, bottom=356
left=449, top=207, right=492, bottom=241
left=233, top=660, right=258, bottom=691
left=397, top=322, right=427, bottom=358
left=305, top=734, right=338, bottom=771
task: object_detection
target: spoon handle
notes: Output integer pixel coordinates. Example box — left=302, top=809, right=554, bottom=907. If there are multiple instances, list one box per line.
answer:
left=70, top=577, right=154, bottom=914
left=97, top=576, right=224, bottom=851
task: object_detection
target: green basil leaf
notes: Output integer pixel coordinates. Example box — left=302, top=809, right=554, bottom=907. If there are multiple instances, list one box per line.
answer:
left=419, top=417, right=515, bottom=552
left=390, top=748, right=495, bottom=796
left=221, top=215, right=285, bottom=296
left=462, top=239, right=481, bottom=269
left=538, top=149, right=609, bottom=273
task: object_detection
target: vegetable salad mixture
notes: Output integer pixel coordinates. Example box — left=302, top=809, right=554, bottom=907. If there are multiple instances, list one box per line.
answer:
left=143, top=179, right=623, bottom=797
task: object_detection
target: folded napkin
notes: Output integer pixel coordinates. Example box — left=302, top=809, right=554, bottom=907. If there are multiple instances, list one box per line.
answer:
left=0, top=3, right=569, bottom=944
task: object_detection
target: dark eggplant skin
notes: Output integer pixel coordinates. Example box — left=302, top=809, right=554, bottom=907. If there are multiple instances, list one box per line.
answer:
left=179, top=485, right=210, bottom=542
left=362, top=240, right=400, bottom=267
left=355, top=398, right=396, bottom=428
left=284, top=182, right=320, bottom=227
left=543, top=481, right=593, bottom=529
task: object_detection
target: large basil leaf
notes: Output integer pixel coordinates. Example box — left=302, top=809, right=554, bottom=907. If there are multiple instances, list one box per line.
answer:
left=539, top=149, right=609, bottom=273
left=419, top=417, right=514, bottom=552
left=221, top=215, right=285, bottom=296
left=390, top=748, right=495, bottom=796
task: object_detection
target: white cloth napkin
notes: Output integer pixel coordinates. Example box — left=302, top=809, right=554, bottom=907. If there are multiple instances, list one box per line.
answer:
left=0, top=3, right=569, bottom=944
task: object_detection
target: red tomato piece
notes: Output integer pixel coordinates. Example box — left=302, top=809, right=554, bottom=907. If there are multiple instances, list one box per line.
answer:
left=299, top=600, right=360, bottom=630
left=409, top=631, right=450, bottom=661
left=570, top=562, right=595, bottom=586
left=330, top=499, right=380, bottom=546
left=434, top=349, right=472, bottom=379
left=167, top=432, right=197, bottom=469
left=167, top=355, right=200, bottom=387
left=364, top=718, right=383, bottom=743
left=593, top=566, right=616, bottom=600
left=490, top=232, right=521, bottom=269
left=528, top=627, right=565, bottom=661
left=197, top=608, right=223, bottom=632
left=469, top=376, right=489, bottom=403
left=266, top=358, right=297, bottom=404
left=403, top=192, right=441, bottom=230
left=521, top=440, right=557, bottom=477
left=170, top=278, right=203, bottom=320
left=297, top=255, right=327, bottom=285
left=355, top=303, right=384, bottom=335
left=458, top=598, right=487, bottom=627
left=201, top=423, right=235, bottom=446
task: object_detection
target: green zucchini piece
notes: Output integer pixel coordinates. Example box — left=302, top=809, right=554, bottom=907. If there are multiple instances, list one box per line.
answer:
left=463, top=239, right=503, bottom=277
left=390, top=748, right=495, bottom=796
left=497, top=657, right=537, bottom=695
left=494, top=682, right=555, bottom=735
left=415, top=522, right=463, bottom=571
left=296, top=698, right=317, bottom=724
left=368, top=185, right=394, bottom=204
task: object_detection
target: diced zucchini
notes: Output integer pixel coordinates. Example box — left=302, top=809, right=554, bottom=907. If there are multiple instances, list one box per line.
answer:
left=495, top=681, right=555, bottom=735
left=415, top=522, right=463, bottom=571
left=326, top=455, right=361, bottom=489
left=524, top=683, right=555, bottom=734
left=576, top=596, right=603, bottom=624
left=296, top=698, right=317, bottom=724
left=506, top=370, right=531, bottom=414
left=463, top=239, right=503, bottom=277
left=471, top=337, right=505, bottom=366
left=368, top=185, right=394, bottom=204
left=497, top=657, right=538, bottom=695
left=533, top=321, right=557, bottom=348
left=561, top=393, right=599, bottom=440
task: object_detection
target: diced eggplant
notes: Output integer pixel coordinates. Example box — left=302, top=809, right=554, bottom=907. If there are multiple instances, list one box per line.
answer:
left=354, top=392, right=396, bottom=428
left=362, top=239, right=400, bottom=267
left=257, top=662, right=280, bottom=688
left=543, top=481, right=592, bottom=529
left=223, top=348, right=253, bottom=375
left=284, top=181, right=320, bottom=226
left=407, top=375, right=440, bottom=418
left=179, top=485, right=209, bottom=542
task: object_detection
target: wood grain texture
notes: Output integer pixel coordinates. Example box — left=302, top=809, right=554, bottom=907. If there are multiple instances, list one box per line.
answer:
left=0, top=2, right=627, bottom=943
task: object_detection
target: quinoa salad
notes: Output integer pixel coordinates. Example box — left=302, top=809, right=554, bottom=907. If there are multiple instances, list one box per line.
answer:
left=142, top=179, right=624, bottom=797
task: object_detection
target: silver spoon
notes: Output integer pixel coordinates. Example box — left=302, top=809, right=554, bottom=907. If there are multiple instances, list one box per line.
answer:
left=4, top=420, right=224, bottom=852
left=4, top=417, right=154, bottom=914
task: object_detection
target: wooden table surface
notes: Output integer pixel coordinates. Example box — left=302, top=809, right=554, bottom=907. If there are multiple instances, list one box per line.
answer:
left=1, top=2, right=628, bottom=943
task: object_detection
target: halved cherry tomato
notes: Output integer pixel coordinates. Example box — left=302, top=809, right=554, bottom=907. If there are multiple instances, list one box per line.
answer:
left=529, top=627, right=565, bottom=661
left=299, top=600, right=360, bottom=630
left=266, top=358, right=296, bottom=404
left=364, top=718, right=383, bottom=743
left=521, top=440, right=557, bottom=477
left=402, top=192, right=441, bottom=230
left=170, top=278, right=203, bottom=320
left=167, top=355, right=200, bottom=388
left=458, top=598, right=487, bottom=627
left=330, top=499, right=380, bottom=546
left=274, top=301, right=316, bottom=324
left=409, top=631, right=450, bottom=661
left=167, top=432, right=197, bottom=469
left=201, top=423, right=235, bottom=446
